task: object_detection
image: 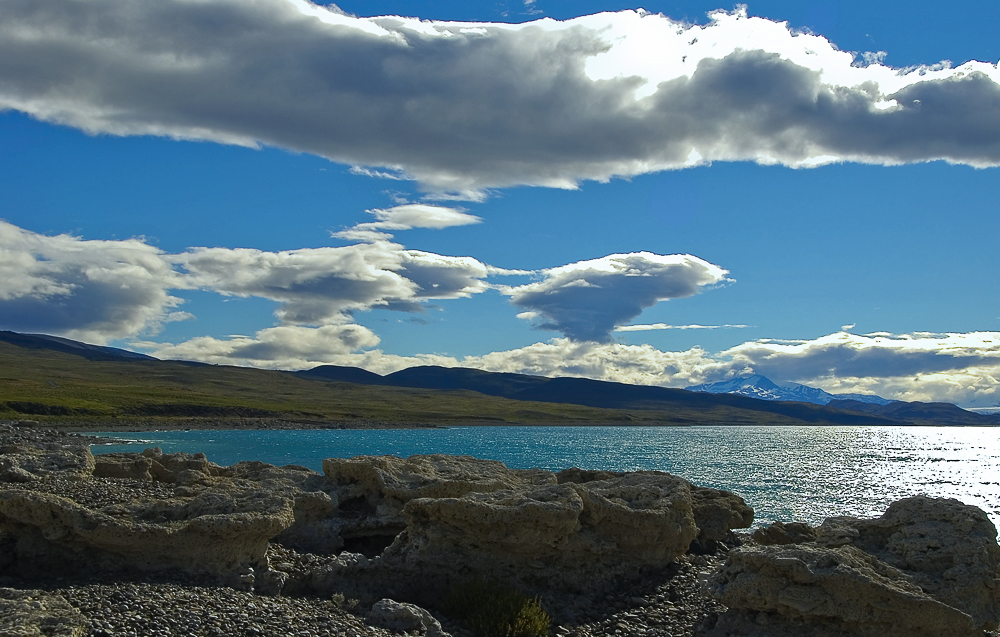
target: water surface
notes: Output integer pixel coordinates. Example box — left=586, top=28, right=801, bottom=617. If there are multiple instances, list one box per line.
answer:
left=90, top=425, right=1000, bottom=529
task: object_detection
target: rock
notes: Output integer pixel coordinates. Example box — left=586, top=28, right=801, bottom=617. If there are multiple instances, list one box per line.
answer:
left=0, top=587, right=88, bottom=637
left=2, top=426, right=756, bottom=607
left=92, top=453, right=155, bottom=480
left=556, top=467, right=753, bottom=543
left=0, top=440, right=94, bottom=482
left=0, top=485, right=296, bottom=586
left=378, top=472, right=700, bottom=597
left=689, top=485, right=755, bottom=542
left=814, top=496, right=1000, bottom=631
left=0, top=456, right=37, bottom=483
left=752, top=521, right=817, bottom=545
left=367, top=598, right=449, bottom=637
left=706, top=497, right=1000, bottom=637
left=324, top=453, right=556, bottom=502
left=706, top=543, right=978, bottom=637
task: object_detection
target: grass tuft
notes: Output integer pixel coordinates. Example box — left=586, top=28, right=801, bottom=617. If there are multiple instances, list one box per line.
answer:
left=445, top=579, right=551, bottom=637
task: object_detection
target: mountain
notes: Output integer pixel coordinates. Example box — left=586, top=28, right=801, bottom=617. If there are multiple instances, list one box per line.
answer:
left=826, top=399, right=1000, bottom=426
left=293, top=365, right=385, bottom=385
left=294, top=365, right=912, bottom=426
left=2, top=330, right=995, bottom=427
left=0, top=331, right=156, bottom=362
left=686, top=374, right=894, bottom=406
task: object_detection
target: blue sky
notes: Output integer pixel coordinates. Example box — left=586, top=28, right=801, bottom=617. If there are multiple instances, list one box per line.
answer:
left=1, top=0, right=999, bottom=408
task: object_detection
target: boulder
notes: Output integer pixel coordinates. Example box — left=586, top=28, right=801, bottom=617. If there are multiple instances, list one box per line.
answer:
left=706, top=543, right=978, bottom=637
left=706, top=497, right=1000, bottom=637
left=752, top=521, right=817, bottom=545
left=377, top=472, right=700, bottom=597
left=0, top=485, right=295, bottom=586
left=0, top=441, right=94, bottom=482
left=690, top=485, right=755, bottom=542
left=557, top=467, right=753, bottom=542
left=0, top=587, right=88, bottom=637
left=368, top=598, right=449, bottom=637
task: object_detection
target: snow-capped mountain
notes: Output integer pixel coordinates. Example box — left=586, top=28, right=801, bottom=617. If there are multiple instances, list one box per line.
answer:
left=686, top=374, right=894, bottom=406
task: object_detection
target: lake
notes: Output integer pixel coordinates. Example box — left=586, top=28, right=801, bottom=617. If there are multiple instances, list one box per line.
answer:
left=89, top=425, right=1000, bottom=529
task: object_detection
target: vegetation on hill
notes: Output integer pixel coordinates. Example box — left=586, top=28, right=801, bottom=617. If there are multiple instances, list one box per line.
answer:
left=0, top=341, right=898, bottom=428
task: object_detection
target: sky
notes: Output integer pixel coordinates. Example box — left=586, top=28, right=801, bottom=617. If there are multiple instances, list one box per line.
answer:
left=1, top=0, right=999, bottom=409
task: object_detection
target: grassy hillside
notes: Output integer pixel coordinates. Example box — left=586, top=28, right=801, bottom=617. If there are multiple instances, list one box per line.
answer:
left=0, top=341, right=893, bottom=428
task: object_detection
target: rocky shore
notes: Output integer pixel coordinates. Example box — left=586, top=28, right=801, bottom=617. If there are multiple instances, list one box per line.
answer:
left=2, top=421, right=999, bottom=637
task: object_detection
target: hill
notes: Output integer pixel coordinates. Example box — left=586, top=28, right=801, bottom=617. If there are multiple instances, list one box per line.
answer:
left=1, top=331, right=995, bottom=428
left=294, top=364, right=998, bottom=427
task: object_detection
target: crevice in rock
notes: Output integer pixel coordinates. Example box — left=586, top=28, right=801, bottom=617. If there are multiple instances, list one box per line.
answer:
left=340, top=531, right=401, bottom=558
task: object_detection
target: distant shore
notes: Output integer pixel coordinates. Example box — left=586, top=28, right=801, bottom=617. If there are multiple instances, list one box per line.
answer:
left=5, top=418, right=447, bottom=433
left=11, top=418, right=701, bottom=433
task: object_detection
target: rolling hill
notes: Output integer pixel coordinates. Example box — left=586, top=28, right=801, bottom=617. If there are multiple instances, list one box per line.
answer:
left=1, top=331, right=996, bottom=428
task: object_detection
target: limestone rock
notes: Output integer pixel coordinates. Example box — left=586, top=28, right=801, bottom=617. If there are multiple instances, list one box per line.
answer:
left=752, top=521, right=817, bottom=545
left=706, top=543, right=977, bottom=637
left=0, top=588, right=88, bottom=637
left=0, top=485, right=295, bottom=585
left=814, top=496, right=1000, bottom=630
left=690, top=485, right=755, bottom=542
left=324, top=453, right=556, bottom=503
left=0, top=441, right=94, bottom=482
left=368, top=598, right=449, bottom=637
left=707, top=497, right=1000, bottom=637
left=557, top=467, right=753, bottom=543
left=380, top=472, right=700, bottom=596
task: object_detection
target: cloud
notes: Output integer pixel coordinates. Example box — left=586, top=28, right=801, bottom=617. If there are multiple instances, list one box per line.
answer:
left=179, top=240, right=493, bottom=324
left=135, top=322, right=1000, bottom=407
left=136, top=323, right=462, bottom=372
left=137, top=323, right=383, bottom=369
left=712, top=331, right=1000, bottom=406
left=0, top=220, right=188, bottom=344
left=615, top=323, right=748, bottom=332
left=1, top=3, right=998, bottom=197
left=504, top=252, right=729, bottom=342
left=0, top=213, right=497, bottom=341
left=369, top=204, right=482, bottom=229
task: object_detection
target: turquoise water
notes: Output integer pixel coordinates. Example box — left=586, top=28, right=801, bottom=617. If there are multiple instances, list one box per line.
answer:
left=89, top=426, right=1000, bottom=529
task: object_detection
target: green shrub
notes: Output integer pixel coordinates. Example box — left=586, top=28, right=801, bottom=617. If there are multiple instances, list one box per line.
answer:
left=445, top=579, right=551, bottom=637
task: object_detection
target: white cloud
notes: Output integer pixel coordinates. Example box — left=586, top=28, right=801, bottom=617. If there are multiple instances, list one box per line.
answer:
left=331, top=204, right=482, bottom=242
left=179, top=240, right=493, bottom=324
left=135, top=322, right=1000, bottom=407
left=369, top=204, right=482, bottom=229
left=136, top=323, right=467, bottom=372
left=0, top=220, right=188, bottom=344
left=504, top=252, right=730, bottom=342
left=615, top=323, right=748, bottom=332
left=714, top=330, right=1000, bottom=406
left=136, top=323, right=382, bottom=369
left=1, top=2, right=998, bottom=197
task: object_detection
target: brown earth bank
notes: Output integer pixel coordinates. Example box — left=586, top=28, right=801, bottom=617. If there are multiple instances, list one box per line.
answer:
left=1, top=422, right=999, bottom=637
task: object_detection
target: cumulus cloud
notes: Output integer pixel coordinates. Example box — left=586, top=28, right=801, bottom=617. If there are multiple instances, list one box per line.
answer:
left=136, top=323, right=461, bottom=372
left=0, top=220, right=188, bottom=344
left=180, top=223, right=493, bottom=325
left=135, top=322, right=1000, bottom=407
left=505, top=252, right=729, bottom=342
left=0, top=212, right=498, bottom=341
left=137, top=323, right=382, bottom=370
left=332, top=204, right=482, bottom=241
left=712, top=330, right=1000, bottom=406
left=1, top=2, right=998, bottom=196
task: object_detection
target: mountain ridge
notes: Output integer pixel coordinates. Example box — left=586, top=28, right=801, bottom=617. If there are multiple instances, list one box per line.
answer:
left=685, top=374, right=895, bottom=406
left=1, top=330, right=996, bottom=427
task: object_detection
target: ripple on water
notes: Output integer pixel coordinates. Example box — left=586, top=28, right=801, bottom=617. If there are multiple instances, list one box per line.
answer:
left=89, top=425, right=1000, bottom=529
